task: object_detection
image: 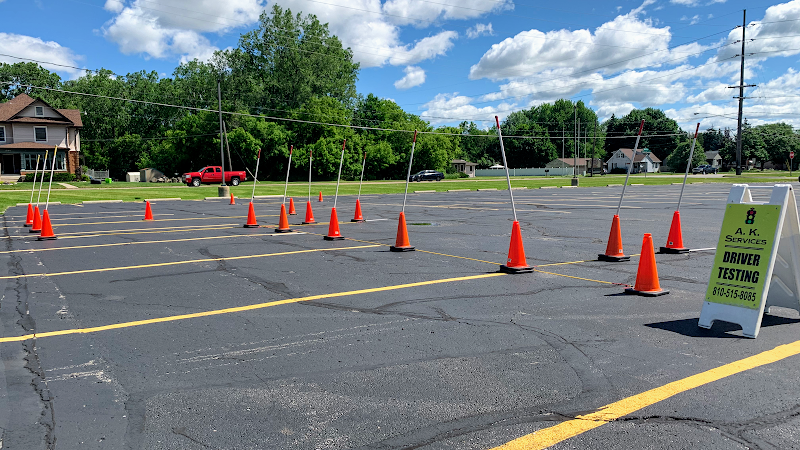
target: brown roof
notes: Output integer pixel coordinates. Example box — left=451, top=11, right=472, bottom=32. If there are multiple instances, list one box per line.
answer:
left=553, top=157, right=604, bottom=166
left=0, top=142, right=69, bottom=150
left=8, top=117, right=73, bottom=124
left=0, top=93, right=82, bottom=127
left=616, top=148, right=662, bottom=163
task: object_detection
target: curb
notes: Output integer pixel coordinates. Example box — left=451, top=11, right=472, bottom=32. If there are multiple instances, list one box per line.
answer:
left=144, top=198, right=181, bottom=202
left=17, top=202, right=61, bottom=206
left=82, top=200, right=123, bottom=204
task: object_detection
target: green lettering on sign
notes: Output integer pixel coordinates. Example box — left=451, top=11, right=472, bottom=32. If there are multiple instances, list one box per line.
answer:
left=706, top=203, right=782, bottom=309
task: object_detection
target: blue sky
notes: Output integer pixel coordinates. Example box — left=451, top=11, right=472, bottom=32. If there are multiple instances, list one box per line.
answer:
left=1, top=0, right=798, bottom=131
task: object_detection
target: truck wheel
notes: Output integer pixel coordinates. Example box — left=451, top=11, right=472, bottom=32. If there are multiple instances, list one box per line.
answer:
left=192, top=178, right=201, bottom=187
left=231, top=177, right=240, bottom=186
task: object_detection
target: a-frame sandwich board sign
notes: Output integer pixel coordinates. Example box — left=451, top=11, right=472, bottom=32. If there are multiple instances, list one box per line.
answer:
left=699, top=184, right=800, bottom=338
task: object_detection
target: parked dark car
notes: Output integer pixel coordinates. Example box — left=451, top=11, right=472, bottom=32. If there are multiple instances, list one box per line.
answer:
left=692, top=164, right=718, bottom=174
left=409, top=170, right=444, bottom=181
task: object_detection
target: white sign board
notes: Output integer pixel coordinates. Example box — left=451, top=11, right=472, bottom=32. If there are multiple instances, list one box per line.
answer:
left=699, top=184, right=800, bottom=338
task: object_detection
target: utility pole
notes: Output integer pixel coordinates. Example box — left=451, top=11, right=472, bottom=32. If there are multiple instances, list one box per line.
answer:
left=592, top=122, right=597, bottom=177
left=217, top=78, right=227, bottom=189
left=728, top=10, right=755, bottom=175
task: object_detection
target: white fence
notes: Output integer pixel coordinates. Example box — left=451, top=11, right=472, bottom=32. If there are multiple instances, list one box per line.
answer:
left=475, top=167, right=576, bottom=177
left=86, top=169, right=109, bottom=180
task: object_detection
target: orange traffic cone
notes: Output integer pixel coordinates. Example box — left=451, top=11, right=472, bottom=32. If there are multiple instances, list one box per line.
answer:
left=318, top=191, right=323, bottom=202
left=230, top=193, right=236, bottom=205
left=243, top=202, right=259, bottom=228
left=24, top=203, right=34, bottom=227
left=302, top=201, right=316, bottom=224
left=625, top=233, right=669, bottom=296
left=500, top=220, right=534, bottom=273
left=324, top=207, right=344, bottom=240
left=143, top=201, right=154, bottom=221
left=288, top=198, right=297, bottom=215
left=390, top=212, right=415, bottom=252
left=37, top=210, right=57, bottom=240
left=30, top=206, right=42, bottom=233
left=598, top=214, right=630, bottom=262
left=275, top=204, right=293, bottom=233
left=659, top=211, right=689, bottom=254
left=351, top=199, right=365, bottom=222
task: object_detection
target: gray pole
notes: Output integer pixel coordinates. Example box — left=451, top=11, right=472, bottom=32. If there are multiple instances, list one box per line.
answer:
left=677, top=124, right=701, bottom=212
left=308, top=150, right=312, bottom=202
left=592, top=123, right=596, bottom=177
left=735, top=10, right=746, bottom=176
left=282, top=146, right=292, bottom=205
left=334, top=140, right=345, bottom=209
left=496, top=116, right=518, bottom=222
left=37, top=149, right=49, bottom=206
left=251, top=148, right=262, bottom=201
left=574, top=106, right=578, bottom=178
left=29, top=154, right=40, bottom=203
left=223, top=121, right=233, bottom=174
left=44, top=149, right=57, bottom=210
left=217, top=78, right=226, bottom=186
left=616, top=120, right=645, bottom=217
left=357, top=152, right=366, bottom=200
left=402, top=131, right=417, bottom=213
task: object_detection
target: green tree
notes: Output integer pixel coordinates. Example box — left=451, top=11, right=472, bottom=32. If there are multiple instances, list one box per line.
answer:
left=666, top=140, right=706, bottom=172
left=603, top=108, right=684, bottom=162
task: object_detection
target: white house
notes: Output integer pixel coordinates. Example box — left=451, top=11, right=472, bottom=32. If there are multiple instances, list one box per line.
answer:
left=0, top=94, right=83, bottom=176
left=606, top=148, right=662, bottom=173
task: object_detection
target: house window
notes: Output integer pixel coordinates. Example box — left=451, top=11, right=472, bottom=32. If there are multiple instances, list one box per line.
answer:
left=0, top=126, right=4, bottom=142
left=24, top=153, right=65, bottom=171
left=34, top=127, right=47, bottom=142
left=35, top=106, right=44, bottom=116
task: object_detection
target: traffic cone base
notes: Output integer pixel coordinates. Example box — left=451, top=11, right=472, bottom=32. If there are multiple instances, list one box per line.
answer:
left=500, top=221, right=533, bottom=274
left=302, top=201, right=316, bottom=224
left=243, top=202, right=259, bottom=228
left=275, top=204, right=293, bottom=233
left=390, top=212, right=415, bottom=252
left=658, top=210, right=689, bottom=254
left=351, top=199, right=365, bottom=222
left=143, top=201, right=154, bottom=221
left=30, top=206, right=42, bottom=233
left=288, top=198, right=297, bottom=215
left=324, top=207, right=344, bottom=240
left=598, top=214, right=628, bottom=262
left=37, top=210, right=57, bottom=240
left=625, top=233, right=669, bottom=296
left=24, top=203, right=34, bottom=227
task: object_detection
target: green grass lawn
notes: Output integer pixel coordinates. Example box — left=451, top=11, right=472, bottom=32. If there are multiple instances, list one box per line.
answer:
left=2, top=173, right=797, bottom=214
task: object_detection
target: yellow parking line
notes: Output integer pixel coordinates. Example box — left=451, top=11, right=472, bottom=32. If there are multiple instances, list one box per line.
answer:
left=0, top=272, right=505, bottom=343
left=534, top=269, right=630, bottom=287
left=8, top=215, right=276, bottom=228
left=0, top=244, right=380, bottom=280
left=492, top=340, right=800, bottom=450
left=4, top=223, right=240, bottom=239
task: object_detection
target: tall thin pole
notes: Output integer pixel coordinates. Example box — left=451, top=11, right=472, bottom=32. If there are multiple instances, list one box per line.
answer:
left=36, top=149, right=49, bottom=206
left=334, top=140, right=346, bottom=209
left=251, top=148, right=262, bottom=201
left=308, top=150, right=313, bottom=202
left=574, top=106, right=578, bottom=178
left=616, top=120, right=645, bottom=217
left=735, top=10, right=746, bottom=176
left=223, top=121, right=233, bottom=174
left=677, top=124, right=701, bottom=212
left=357, top=152, right=366, bottom=200
left=217, top=78, right=226, bottom=186
left=592, top=123, right=596, bottom=177
left=44, top=148, right=57, bottom=210
left=282, top=146, right=293, bottom=205
left=496, top=116, right=518, bottom=222
left=29, top=154, right=40, bottom=203
left=402, top=131, right=417, bottom=213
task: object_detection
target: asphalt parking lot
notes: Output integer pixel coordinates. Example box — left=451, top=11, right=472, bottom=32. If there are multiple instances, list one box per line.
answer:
left=2, top=183, right=800, bottom=450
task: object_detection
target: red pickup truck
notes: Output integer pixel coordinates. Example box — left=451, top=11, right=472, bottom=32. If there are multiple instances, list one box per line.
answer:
left=183, top=166, right=247, bottom=186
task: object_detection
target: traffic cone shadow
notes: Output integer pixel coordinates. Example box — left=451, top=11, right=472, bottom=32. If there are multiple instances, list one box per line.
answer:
left=390, top=212, right=415, bottom=252
left=275, top=204, right=293, bottom=233
left=324, top=207, right=344, bottom=240
left=351, top=199, right=365, bottom=222
left=37, top=210, right=57, bottom=240
left=25, top=203, right=34, bottom=227
left=243, top=202, right=259, bottom=228
left=302, top=201, right=316, bottom=224
left=659, top=211, right=689, bottom=254
left=625, top=233, right=669, bottom=296
left=500, top=220, right=533, bottom=273
left=288, top=198, right=297, bottom=215
left=30, top=206, right=42, bottom=233
left=598, top=214, right=630, bottom=262
left=143, top=201, right=154, bottom=221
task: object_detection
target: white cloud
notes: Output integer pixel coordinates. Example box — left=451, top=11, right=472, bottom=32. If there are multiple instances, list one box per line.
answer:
left=104, top=0, right=124, bottom=13
left=420, top=92, right=517, bottom=124
left=671, top=0, right=700, bottom=6
left=467, top=23, right=494, bottom=39
left=681, top=14, right=701, bottom=25
left=394, top=66, right=426, bottom=89
left=389, top=31, right=458, bottom=65
left=717, top=0, right=800, bottom=62
left=0, top=33, right=85, bottom=78
left=382, top=0, right=512, bottom=27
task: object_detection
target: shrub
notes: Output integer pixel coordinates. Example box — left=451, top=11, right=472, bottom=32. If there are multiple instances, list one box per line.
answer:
left=23, top=173, right=76, bottom=182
